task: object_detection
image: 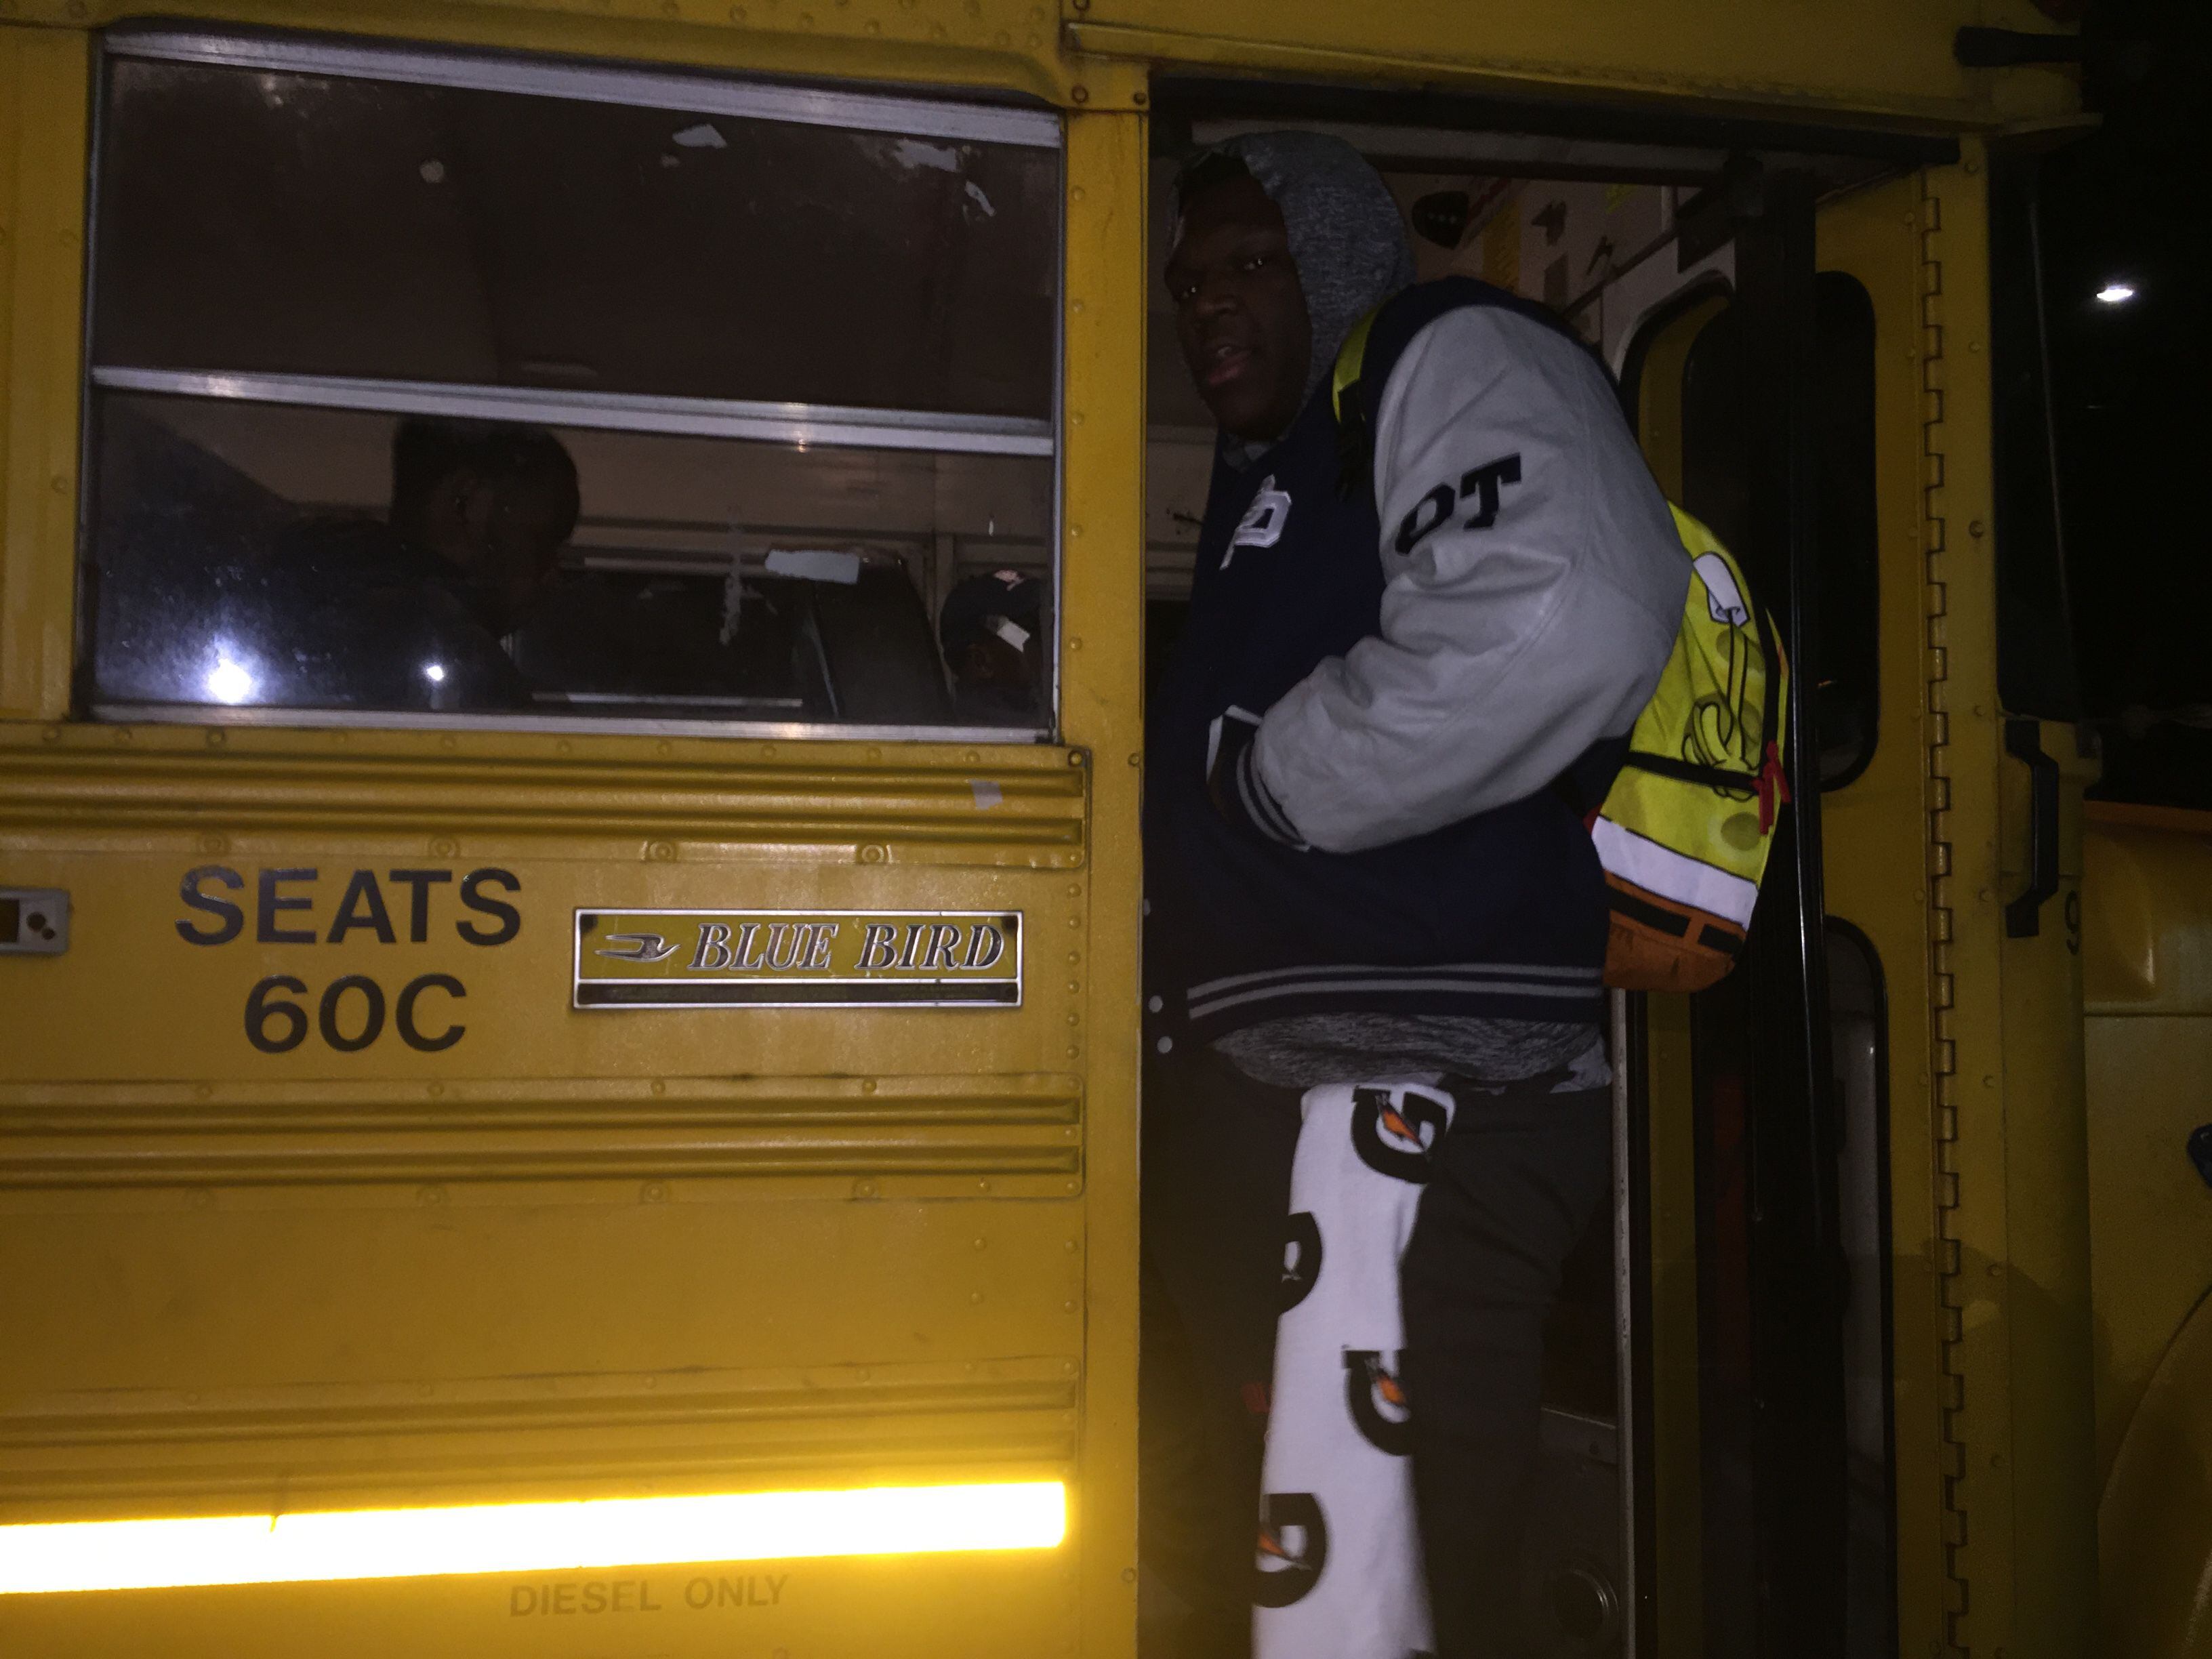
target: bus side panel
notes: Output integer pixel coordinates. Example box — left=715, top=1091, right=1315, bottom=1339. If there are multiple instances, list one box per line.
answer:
left=0, top=735, right=1099, bottom=1656
left=0, top=23, right=85, bottom=721
left=1058, top=105, right=1147, bottom=1659
left=1812, top=173, right=1950, bottom=1659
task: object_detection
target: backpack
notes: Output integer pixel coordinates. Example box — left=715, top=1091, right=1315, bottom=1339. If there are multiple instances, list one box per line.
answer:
left=1331, top=300, right=1789, bottom=994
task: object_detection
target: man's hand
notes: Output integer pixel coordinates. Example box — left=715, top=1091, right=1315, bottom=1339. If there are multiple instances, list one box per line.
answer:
left=1206, top=707, right=1307, bottom=848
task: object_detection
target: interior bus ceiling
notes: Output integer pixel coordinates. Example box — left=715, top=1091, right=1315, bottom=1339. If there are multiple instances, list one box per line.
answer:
left=1155, top=76, right=1960, bottom=186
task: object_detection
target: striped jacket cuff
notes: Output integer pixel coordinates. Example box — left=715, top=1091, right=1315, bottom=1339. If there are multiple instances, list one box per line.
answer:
left=1233, top=740, right=1307, bottom=848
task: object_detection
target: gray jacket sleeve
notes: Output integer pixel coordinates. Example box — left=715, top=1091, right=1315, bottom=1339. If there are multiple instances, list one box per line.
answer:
left=1249, top=305, right=1689, bottom=854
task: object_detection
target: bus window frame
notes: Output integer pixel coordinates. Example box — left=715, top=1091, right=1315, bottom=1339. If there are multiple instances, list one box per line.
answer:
left=77, top=24, right=1069, bottom=745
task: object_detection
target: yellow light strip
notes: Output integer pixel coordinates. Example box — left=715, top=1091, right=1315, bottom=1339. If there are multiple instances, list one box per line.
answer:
left=0, top=1479, right=1065, bottom=1595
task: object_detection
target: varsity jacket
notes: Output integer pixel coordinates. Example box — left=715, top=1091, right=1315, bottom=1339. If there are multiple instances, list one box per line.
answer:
left=1143, top=278, right=1686, bottom=1040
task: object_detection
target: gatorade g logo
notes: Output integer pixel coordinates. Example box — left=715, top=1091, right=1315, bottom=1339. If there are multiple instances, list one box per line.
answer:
left=1254, top=1492, right=1328, bottom=1608
left=1280, top=1212, right=1324, bottom=1312
left=1345, top=1350, right=1414, bottom=1456
left=1350, top=1086, right=1449, bottom=1183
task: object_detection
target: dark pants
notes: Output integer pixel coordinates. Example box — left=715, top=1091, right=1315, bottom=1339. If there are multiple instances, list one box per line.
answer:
left=1140, top=1046, right=1611, bottom=1659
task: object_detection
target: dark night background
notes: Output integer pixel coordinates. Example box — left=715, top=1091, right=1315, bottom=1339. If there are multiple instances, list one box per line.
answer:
left=2036, top=0, right=2211, bottom=806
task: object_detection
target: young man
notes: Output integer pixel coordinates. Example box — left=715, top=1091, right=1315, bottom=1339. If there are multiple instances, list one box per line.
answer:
left=1141, top=134, right=1687, bottom=1657
left=274, top=419, right=581, bottom=710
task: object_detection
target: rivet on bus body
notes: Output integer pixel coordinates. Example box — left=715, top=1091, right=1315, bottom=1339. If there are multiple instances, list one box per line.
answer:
left=50, top=472, right=67, bottom=493
left=762, top=743, right=777, bottom=757
left=41, top=725, right=60, bottom=743
left=1062, top=1361, right=1078, bottom=1376
left=199, top=832, right=227, bottom=855
left=649, top=840, right=676, bottom=861
left=1071, top=84, right=1089, bottom=102
left=861, top=1078, right=876, bottom=1093
left=643, top=1182, right=668, bottom=1203
left=1129, top=752, right=1141, bottom=766
left=853, top=1179, right=877, bottom=1198
left=431, top=837, right=457, bottom=857
left=1969, top=520, right=1986, bottom=537
left=441, top=734, right=456, bottom=750
left=418, top=1185, right=446, bottom=1206
left=1067, top=981, right=1079, bottom=995
left=865, top=17, right=880, bottom=30
left=1067, top=1047, right=1080, bottom=1059
left=1063, top=1181, right=1078, bottom=1195
left=205, top=729, right=225, bottom=747
left=1065, top=1239, right=1078, bottom=1252
left=1066, top=1013, right=1080, bottom=1027
left=1068, top=523, right=1082, bottom=537
left=971, top=1291, right=985, bottom=1304
left=1124, top=1567, right=1138, bottom=1584
left=652, top=1080, right=668, bottom=1095
left=966, top=750, right=982, bottom=763
left=973, top=1237, right=987, bottom=1250
left=1067, top=883, right=1080, bottom=897
left=977, top=1179, right=991, bottom=1193
left=860, top=844, right=885, bottom=863
left=1063, top=1300, right=1077, bottom=1313
left=556, top=739, right=572, bottom=754
left=194, top=1082, right=213, bottom=1099
left=657, top=739, right=672, bottom=754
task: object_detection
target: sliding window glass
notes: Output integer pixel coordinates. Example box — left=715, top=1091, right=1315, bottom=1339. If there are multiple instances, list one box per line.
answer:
left=83, top=30, right=1061, bottom=735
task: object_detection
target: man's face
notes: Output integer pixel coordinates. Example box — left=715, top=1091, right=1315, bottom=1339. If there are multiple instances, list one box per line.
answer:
left=1166, top=174, right=1312, bottom=442
left=426, top=471, right=569, bottom=634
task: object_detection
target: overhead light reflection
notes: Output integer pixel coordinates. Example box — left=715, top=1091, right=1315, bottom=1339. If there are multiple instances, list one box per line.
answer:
left=2095, top=282, right=2137, bottom=306
left=204, top=654, right=257, bottom=705
left=424, top=662, right=447, bottom=684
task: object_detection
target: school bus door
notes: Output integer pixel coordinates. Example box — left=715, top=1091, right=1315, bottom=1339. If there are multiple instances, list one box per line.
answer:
left=1628, top=158, right=2100, bottom=1659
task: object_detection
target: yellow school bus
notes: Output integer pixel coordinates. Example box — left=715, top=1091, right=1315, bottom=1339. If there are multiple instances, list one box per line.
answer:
left=2, top=0, right=2200, bottom=1655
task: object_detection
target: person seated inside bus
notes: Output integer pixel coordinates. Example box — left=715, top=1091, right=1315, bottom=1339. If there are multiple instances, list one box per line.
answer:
left=939, top=567, right=1045, bottom=725
left=268, top=418, right=581, bottom=711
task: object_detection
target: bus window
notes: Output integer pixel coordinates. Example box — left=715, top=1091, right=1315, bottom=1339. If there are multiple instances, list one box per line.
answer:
left=81, top=32, right=1061, bottom=734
